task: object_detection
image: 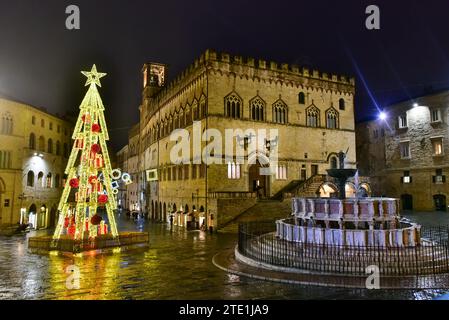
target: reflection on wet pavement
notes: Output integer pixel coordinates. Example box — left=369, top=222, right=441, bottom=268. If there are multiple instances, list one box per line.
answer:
left=0, top=212, right=447, bottom=300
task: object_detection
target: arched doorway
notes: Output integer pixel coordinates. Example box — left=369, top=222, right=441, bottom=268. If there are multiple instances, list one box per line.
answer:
left=159, top=202, right=162, bottom=221
left=434, top=195, right=447, bottom=212
left=163, top=203, right=167, bottom=222
left=401, top=194, right=413, bottom=211
left=248, top=160, right=270, bottom=198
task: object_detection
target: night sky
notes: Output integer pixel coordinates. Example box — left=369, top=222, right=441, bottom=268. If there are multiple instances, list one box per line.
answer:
left=1, top=0, right=449, bottom=150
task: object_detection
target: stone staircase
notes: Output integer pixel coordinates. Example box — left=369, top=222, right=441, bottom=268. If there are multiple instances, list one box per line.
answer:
left=281, top=174, right=327, bottom=199
left=218, top=200, right=291, bottom=234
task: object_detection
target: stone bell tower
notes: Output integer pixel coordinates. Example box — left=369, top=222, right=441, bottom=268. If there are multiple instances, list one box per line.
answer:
left=141, top=62, right=167, bottom=116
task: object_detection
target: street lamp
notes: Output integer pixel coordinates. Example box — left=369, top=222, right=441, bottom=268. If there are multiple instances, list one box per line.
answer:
left=378, top=111, right=387, bottom=121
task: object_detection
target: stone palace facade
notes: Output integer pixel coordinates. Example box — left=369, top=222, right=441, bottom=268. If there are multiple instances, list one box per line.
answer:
left=121, top=50, right=360, bottom=230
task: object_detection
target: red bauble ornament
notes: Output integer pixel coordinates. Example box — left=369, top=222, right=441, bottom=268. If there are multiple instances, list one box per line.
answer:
left=69, top=178, right=79, bottom=188
left=90, top=214, right=103, bottom=226
left=64, top=217, right=70, bottom=228
left=92, top=123, right=101, bottom=133
left=98, top=194, right=108, bottom=204
left=91, top=144, right=101, bottom=154
left=88, top=175, right=98, bottom=185
left=67, top=225, right=76, bottom=235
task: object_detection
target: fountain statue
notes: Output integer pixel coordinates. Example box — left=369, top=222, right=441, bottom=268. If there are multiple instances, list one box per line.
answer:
left=326, top=150, right=357, bottom=199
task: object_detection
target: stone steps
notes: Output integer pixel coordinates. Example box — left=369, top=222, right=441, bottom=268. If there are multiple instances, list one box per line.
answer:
left=219, top=200, right=291, bottom=233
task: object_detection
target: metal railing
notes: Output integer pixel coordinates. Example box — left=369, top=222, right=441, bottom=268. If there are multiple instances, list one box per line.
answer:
left=238, top=221, right=449, bottom=278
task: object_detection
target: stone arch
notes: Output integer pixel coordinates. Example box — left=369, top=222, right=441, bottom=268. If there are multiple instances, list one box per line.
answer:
left=247, top=151, right=270, bottom=168
left=318, top=182, right=338, bottom=198
left=358, top=183, right=372, bottom=197
left=224, top=91, right=243, bottom=119
left=345, top=182, right=357, bottom=198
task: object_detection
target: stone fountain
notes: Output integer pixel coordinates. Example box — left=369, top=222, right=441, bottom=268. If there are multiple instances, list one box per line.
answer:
left=326, top=151, right=357, bottom=199
left=217, top=150, right=449, bottom=289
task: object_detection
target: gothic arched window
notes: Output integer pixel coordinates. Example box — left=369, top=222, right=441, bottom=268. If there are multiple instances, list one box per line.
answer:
left=306, top=105, right=320, bottom=127
left=272, top=100, right=288, bottom=124
left=326, top=108, right=339, bottom=129
left=339, top=98, right=346, bottom=110
left=250, top=97, right=265, bottom=121
left=27, top=171, right=35, bottom=187
left=224, top=92, right=242, bottom=119
left=298, top=92, right=306, bottom=104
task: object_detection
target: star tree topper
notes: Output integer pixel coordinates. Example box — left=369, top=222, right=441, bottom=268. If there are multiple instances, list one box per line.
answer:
left=81, top=64, right=107, bottom=87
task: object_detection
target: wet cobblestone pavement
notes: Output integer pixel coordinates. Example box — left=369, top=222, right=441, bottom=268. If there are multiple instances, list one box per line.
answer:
left=0, top=212, right=448, bottom=300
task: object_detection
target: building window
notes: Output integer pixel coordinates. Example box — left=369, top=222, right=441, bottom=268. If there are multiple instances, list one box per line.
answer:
left=199, top=164, right=206, bottom=178
left=191, top=164, right=197, bottom=179
left=431, top=109, right=442, bottom=123
left=398, top=114, right=408, bottom=129
left=433, top=169, right=446, bottom=184
left=272, top=100, right=287, bottom=124
left=178, top=166, right=183, bottom=180
left=432, top=138, right=444, bottom=156
left=37, top=172, right=44, bottom=187
left=1, top=113, right=13, bottom=135
left=306, top=106, right=320, bottom=127
left=373, top=129, right=379, bottom=139
left=325, top=108, right=339, bottom=129
left=184, top=165, right=189, bottom=180
left=339, top=98, right=345, bottom=110
left=32, top=116, right=36, bottom=125
left=400, top=141, right=410, bottom=159
left=29, top=133, right=36, bottom=149
left=57, top=125, right=61, bottom=133
left=402, top=171, right=412, bottom=184
left=167, top=168, right=172, bottom=181
left=49, top=122, right=53, bottom=130
left=0, top=151, right=11, bottom=169
left=46, top=173, right=52, bottom=188
left=47, top=138, right=53, bottom=154
left=250, top=97, right=265, bottom=121
left=27, top=171, right=35, bottom=187
left=41, top=119, right=45, bottom=128
left=172, top=167, right=177, bottom=181
left=224, top=93, right=242, bottom=119
left=227, top=162, right=241, bottom=179
left=298, top=92, right=306, bottom=104
left=276, top=165, right=287, bottom=180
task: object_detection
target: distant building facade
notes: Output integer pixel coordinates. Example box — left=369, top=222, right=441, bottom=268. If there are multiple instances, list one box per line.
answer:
left=356, top=90, right=449, bottom=211
left=120, top=50, right=361, bottom=230
left=0, top=97, right=73, bottom=228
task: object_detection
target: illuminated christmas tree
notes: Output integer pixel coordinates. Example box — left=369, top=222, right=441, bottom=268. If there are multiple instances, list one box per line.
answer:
left=53, top=65, right=118, bottom=241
